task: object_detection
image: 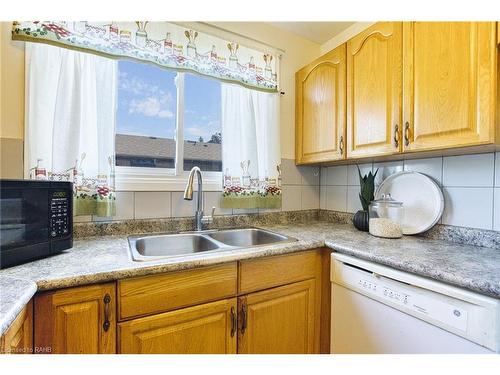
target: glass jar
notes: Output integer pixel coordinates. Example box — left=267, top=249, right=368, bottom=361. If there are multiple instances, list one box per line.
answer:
left=368, top=194, right=404, bottom=238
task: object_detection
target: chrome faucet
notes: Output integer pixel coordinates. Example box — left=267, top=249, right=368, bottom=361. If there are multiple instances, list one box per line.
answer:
left=183, top=166, right=215, bottom=231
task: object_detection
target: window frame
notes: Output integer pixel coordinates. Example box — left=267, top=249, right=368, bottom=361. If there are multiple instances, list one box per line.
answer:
left=115, top=71, right=223, bottom=192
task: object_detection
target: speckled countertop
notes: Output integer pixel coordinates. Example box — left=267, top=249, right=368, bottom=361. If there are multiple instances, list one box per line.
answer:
left=1, top=221, right=499, bottom=336
left=0, top=276, right=37, bottom=336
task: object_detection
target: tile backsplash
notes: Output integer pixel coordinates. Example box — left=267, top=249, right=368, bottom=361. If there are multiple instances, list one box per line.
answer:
left=320, top=152, right=500, bottom=231
left=74, top=159, right=320, bottom=223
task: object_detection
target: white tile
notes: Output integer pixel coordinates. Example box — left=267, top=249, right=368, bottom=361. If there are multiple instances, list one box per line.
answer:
left=443, top=153, right=494, bottom=187
left=404, top=157, right=443, bottom=185
left=323, top=165, right=348, bottom=186
left=281, top=158, right=302, bottom=185
left=347, top=163, right=372, bottom=186
left=301, top=185, right=320, bottom=210
left=495, top=153, right=500, bottom=187
left=94, top=191, right=134, bottom=221
left=442, top=187, right=493, bottom=230
left=326, top=186, right=347, bottom=212
left=204, top=191, right=232, bottom=216
left=320, top=186, right=327, bottom=209
left=299, top=166, right=320, bottom=186
left=347, top=186, right=363, bottom=213
left=233, top=208, right=258, bottom=215
left=135, top=192, right=171, bottom=219
left=494, top=188, right=500, bottom=231
left=113, top=191, right=135, bottom=220
left=259, top=207, right=282, bottom=214
left=373, top=160, right=404, bottom=186
left=282, top=185, right=302, bottom=211
left=73, top=215, right=92, bottom=223
left=171, top=191, right=195, bottom=217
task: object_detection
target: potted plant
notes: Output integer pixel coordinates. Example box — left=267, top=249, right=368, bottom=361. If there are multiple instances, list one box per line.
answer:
left=353, top=165, right=378, bottom=232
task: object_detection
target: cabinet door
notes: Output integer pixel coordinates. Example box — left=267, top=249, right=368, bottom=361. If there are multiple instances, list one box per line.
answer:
left=118, top=298, right=237, bottom=354
left=34, top=283, right=116, bottom=354
left=296, top=44, right=346, bottom=164
left=346, top=22, right=402, bottom=158
left=238, top=279, right=317, bottom=354
left=403, top=22, right=497, bottom=152
left=1, top=300, right=33, bottom=354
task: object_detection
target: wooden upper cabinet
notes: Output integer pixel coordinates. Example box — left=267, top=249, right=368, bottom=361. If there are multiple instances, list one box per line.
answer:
left=403, top=22, right=497, bottom=152
left=34, top=283, right=116, bottom=354
left=346, top=22, right=403, bottom=159
left=238, top=279, right=317, bottom=354
left=1, top=300, right=33, bottom=354
left=296, top=44, right=346, bottom=164
left=119, top=298, right=237, bottom=354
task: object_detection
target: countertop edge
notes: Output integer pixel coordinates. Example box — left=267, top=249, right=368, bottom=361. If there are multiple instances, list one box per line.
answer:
left=325, top=240, right=500, bottom=299
left=0, top=277, right=37, bottom=337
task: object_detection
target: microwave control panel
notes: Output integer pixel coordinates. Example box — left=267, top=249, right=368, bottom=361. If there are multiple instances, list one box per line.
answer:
left=50, top=193, right=70, bottom=237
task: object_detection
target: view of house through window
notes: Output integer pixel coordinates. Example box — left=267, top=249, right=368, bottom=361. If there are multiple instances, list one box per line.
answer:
left=183, top=73, right=222, bottom=172
left=115, top=60, right=222, bottom=172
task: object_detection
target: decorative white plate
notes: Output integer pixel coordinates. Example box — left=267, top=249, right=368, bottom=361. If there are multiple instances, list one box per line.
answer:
left=375, top=171, right=444, bottom=235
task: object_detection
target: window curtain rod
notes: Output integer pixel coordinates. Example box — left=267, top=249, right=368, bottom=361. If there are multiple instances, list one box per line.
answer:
left=173, top=22, right=286, bottom=57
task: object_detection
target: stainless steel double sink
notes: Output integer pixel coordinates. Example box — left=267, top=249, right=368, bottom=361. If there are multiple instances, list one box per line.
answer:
left=128, top=228, right=297, bottom=261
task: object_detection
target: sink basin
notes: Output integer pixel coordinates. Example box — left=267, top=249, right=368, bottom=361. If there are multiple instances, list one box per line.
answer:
left=206, top=228, right=292, bottom=247
left=128, top=228, right=296, bottom=261
left=129, top=233, right=223, bottom=260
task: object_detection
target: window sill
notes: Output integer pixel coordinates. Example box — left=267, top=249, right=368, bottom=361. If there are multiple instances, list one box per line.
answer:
left=115, top=167, right=223, bottom=191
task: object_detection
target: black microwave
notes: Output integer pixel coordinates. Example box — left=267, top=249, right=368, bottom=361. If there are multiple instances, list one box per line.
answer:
left=0, top=180, right=73, bottom=268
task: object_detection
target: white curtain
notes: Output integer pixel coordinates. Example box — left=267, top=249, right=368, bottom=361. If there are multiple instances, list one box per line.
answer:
left=25, top=43, right=117, bottom=216
left=221, top=83, right=281, bottom=208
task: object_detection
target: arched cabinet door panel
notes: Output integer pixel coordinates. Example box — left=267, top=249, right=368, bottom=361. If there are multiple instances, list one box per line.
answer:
left=346, top=22, right=403, bottom=159
left=296, top=44, right=346, bottom=164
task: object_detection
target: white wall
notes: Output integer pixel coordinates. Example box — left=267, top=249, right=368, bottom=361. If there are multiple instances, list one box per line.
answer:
left=320, top=152, right=500, bottom=231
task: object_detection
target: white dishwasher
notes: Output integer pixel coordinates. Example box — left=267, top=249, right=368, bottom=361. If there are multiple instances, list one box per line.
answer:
left=330, top=253, right=500, bottom=354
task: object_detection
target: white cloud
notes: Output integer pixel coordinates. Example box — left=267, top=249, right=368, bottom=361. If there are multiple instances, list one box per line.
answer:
left=129, top=97, right=174, bottom=119
left=185, top=120, right=221, bottom=141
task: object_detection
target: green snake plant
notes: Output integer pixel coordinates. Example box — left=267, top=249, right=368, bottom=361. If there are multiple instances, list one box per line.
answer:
left=357, top=165, right=378, bottom=211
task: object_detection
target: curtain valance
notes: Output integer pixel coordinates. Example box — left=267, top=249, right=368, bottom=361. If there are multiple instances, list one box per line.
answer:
left=12, top=21, right=279, bottom=92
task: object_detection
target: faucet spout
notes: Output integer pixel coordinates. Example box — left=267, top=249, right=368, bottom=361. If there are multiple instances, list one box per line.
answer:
left=183, top=166, right=205, bottom=231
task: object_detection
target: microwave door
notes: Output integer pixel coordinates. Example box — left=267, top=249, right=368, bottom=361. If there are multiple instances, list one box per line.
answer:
left=0, top=188, right=49, bottom=249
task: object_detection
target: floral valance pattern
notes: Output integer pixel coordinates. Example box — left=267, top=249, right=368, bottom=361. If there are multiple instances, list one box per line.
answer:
left=12, top=21, right=278, bottom=92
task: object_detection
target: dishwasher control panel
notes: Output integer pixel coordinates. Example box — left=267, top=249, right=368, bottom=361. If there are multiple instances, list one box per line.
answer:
left=349, top=269, right=468, bottom=332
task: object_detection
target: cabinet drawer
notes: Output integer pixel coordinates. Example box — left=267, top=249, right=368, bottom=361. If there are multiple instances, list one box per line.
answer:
left=118, top=262, right=237, bottom=320
left=238, top=250, right=320, bottom=294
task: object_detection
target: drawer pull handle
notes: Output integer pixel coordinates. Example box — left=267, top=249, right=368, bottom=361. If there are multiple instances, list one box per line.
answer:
left=230, top=307, right=237, bottom=337
left=394, top=124, right=399, bottom=148
left=404, top=122, right=410, bottom=147
left=241, top=303, right=247, bottom=335
left=339, top=135, right=344, bottom=155
left=103, top=294, right=111, bottom=332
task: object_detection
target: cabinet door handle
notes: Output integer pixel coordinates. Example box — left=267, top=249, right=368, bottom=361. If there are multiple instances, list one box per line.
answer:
left=393, top=124, right=399, bottom=148
left=404, top=122, right=410, bottom=147
left=240, top=303, right=247, bottom=335
left=339, top=135, right=344, bottom=155
left=103, top=294, right=111, bottom=332
left=230, top=306, right=237, bottom=337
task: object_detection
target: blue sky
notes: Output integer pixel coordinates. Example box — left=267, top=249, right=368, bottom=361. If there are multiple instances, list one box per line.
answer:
left=116, top=60, right=221, bottom=142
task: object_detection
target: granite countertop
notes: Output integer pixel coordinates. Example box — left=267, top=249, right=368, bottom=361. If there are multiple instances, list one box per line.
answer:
left=1, top=221, right=499, bottom=335
left=0, top=276, right=37, bottom=336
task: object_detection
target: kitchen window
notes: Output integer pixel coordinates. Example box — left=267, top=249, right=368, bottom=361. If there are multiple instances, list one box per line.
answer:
left=114, top=60, right=223, bottom=191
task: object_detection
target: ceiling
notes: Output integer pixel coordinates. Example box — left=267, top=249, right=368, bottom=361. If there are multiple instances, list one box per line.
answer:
left=268, top=22, right=355, bottom=44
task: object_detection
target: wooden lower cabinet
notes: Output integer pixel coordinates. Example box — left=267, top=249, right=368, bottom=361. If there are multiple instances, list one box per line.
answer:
left=118, top=298, right=237, bottom=354
left=238, top=279, right=317, bottom=354
left=1, top=300, right=33, bottom=354
left=34, top=283, right=116, bottom=354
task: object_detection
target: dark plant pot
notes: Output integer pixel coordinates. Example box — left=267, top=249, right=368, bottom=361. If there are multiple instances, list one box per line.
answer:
left=353, top=210, right=369, bottom=232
